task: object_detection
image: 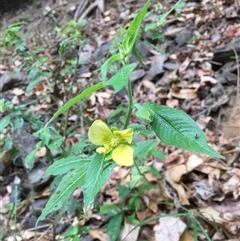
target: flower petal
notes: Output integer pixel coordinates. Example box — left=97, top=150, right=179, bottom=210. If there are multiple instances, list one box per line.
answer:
left=96, top=145, right=112, bottom=154
left=88, top=120, right=113, bottom=146
left=112, top=144, right=134, bottom=166
left=113, top=128, right=133, bottom=144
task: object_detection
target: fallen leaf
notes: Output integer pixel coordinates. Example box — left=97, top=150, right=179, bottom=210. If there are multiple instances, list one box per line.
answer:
left=154, top=216, right=186, bottom=241
left=35, top=146, right=47, bottom=157
left=170, top=88, right=197, bottom=100
left=89, top=229, right=108, bottom=241
left=120, top=222, right=140, bottom=241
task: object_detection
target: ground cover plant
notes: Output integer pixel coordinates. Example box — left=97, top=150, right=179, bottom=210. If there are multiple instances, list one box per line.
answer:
left=1, top=0, right=240, bottom=240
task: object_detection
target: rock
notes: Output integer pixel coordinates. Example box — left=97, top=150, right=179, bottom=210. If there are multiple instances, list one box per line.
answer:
left=28, top=162, right=52, bottom=192
left=212, top=37, right=240, bottom=66
left=0, top=71, right=28, bottom=92
left=175, top=28, right=192, bottom=46
left=145, top=54, right=167, bottom=81
left=164, top=27, right=185, bottom=38
left=130, top=41, right=150, bottom=63
left=79, top=52, right=91, bottom=63
left=163, top=62, right=179, bottom=71
left=16, top=123, right=39, bottom=166
left=210, top=84, right=225, bottom=98
left=130, top=69, right=146, bottom=83
left=0, top=0, right=34, bottom=14
left=215, top=62, right=238, bottom=84
left=93, top=42, right=112, bottom=61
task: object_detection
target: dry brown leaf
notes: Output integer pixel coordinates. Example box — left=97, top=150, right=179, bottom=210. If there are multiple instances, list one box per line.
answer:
left=200, top=75, right=218, bottom=85
left=200, top=206, right=227, bottom=224
left=165, top=169, right=189, bottom=205
left=170, top=88, right=197, bottom=100
left=12, top=88, right=25, bottom=96
left=181, top=232, right=194, bottom=241
left=35, top=146, right=47, bottom=157
left=222, top=175, right=240, bottom=199
left=199, top=206, right=240, bottom=236
left=89, top=229, right=108, bottom=241
left=179, top=57, right=190, bottom=73
left=186, top=155, right=204, bottom=172
left=21, top=230, right=37, bottom=240
left=164, top=155, right=203, bottom=205
left=120, top=222, right=140, bottom=241
left=154, top=216, right=186, bottom=241
left=192, top=180, right=215, bottom=200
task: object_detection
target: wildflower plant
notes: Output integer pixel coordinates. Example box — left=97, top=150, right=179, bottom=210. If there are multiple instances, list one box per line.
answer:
left=20, top=0, right=224, bottom=225
left=88, top=120, right=134, bottom=166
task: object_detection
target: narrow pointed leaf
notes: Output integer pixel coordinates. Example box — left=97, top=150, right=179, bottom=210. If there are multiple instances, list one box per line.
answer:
left=46, top=82, right=104, bottom=126
left=44, top=156, right=91, bottom=177
left=83, top=154, right=115, bottom=207
left=37, top=167, right=87, bottom=223
left=123, top=0, right=150, bottom=52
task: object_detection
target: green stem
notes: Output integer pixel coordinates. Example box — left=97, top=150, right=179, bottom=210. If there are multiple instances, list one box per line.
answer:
left=133, top=159, right=149, bottom=184
left=124, top=79, right=133, bottom=129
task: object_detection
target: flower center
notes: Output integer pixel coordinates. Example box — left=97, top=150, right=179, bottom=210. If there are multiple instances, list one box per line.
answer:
left=110, top=138, right=119, bottom=147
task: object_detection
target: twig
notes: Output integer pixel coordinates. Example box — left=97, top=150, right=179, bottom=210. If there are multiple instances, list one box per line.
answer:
left=78, top=1, right=99, bottom=21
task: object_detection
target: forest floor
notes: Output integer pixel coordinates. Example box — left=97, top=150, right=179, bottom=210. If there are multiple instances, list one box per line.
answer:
left=1, top=0, right=240, bottom=240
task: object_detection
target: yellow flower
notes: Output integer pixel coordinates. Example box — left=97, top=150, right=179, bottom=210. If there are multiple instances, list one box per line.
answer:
left=88, top=120, right=134, bottom=166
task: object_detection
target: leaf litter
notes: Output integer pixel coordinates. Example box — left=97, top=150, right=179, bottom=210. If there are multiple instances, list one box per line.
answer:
left=0, top=0, right=240, bottom=240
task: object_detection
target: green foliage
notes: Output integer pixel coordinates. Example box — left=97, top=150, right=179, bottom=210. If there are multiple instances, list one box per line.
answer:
left=142, top=102, right=224, bottom=158
left=107, top=213, right=123, bottom=241
left=83, top=154, right=115, bottom=207
left=37, top=166, right=87, bottom=223
left=1, top=1, right=224, bottom=240
left=45, top=82, right=104, bottom=126
left=106, top=63, right=137, bottom=93
left=122, top=0, right=151, bottom=57
left=44, top=156, right=91, bottom=176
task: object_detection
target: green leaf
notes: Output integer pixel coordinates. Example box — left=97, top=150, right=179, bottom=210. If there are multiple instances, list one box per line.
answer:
left=63, top=225, right=79, bottom=237
left=106, top=63, right=136, bottom=93
left=47, top=138, right=64, bottom=151
left=37, top=167, right=87, bottom=223
left=117, top=185, right=131, bottom=203
left=46, top=82, right=104, bottom=126
left=0, top=114, right=11, bottom=131
left=44, top=156, right=90, bottom=176
left=100, top=204, right=121, bottom=216
left=101, top=53, right=123, bottom=81
left=0, top=99, right=5, bottom=112
left=70, top=139, right=88, bottom=153
left=34, top=127, right=51, bottom=145
left=13, top=116, right=24, bottom=130
left=135, top=103, right=153, bottom=122
left=26, top=76, right=42, bottom=93
left=146, top=103, right=224, bottom=159
left=123, top=0, right=150, bottom=53
left=24, top=147, right=38, bottom=169
left=83, top=154, right=115, bottom=207
left=107, top=213, right=123, bottom=241
left=128, top=123, right=154, bottom=137
left=134, top=140, right=157, bottom=156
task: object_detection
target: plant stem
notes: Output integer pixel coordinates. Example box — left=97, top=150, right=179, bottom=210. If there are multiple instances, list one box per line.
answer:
left=124, top=79, right=133, bottom=129
left=133, top=159, right=149, bottom=184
